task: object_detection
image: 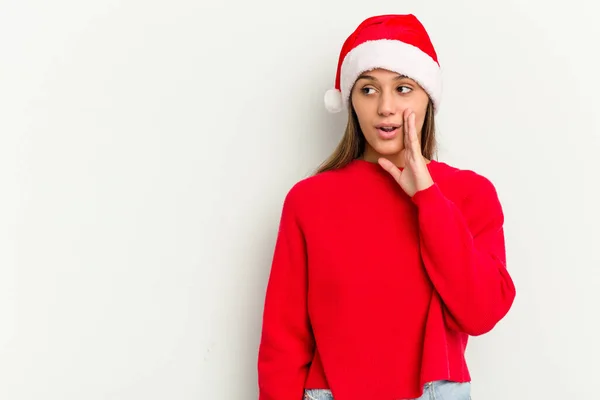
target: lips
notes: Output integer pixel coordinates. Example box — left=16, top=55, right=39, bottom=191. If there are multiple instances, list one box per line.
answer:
left=376, top=123, right=402, bottom=131
left=375, top=123, right=402, bottom=139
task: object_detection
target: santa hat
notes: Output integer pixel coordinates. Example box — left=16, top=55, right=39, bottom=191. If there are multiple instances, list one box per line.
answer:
left=324, top=14, right=442, bottom=114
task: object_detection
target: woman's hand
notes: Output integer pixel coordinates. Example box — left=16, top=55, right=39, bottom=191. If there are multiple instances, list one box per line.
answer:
left=377, top=108, right=434, bottom=197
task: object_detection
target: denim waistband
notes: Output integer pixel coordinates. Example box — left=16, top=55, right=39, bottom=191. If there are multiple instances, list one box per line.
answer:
left=303, top=379, right=471, bottom=400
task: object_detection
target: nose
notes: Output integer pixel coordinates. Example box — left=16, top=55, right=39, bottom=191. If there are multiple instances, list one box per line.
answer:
left=377, top=90, right=395, bottom=116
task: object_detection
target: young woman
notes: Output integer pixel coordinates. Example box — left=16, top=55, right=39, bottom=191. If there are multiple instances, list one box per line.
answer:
left=257, top=14, right=516, bottom=400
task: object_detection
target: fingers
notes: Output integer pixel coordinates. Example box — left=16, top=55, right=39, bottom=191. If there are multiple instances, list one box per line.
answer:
left=377, top=157, right=402, bottom=182
left=403, top=108, right=410, bottom=146
left=403, top=109, right=421, bottom=157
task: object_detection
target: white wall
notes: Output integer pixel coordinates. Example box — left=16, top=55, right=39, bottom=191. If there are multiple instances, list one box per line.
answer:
left=1, top=0, right=598, bottom=398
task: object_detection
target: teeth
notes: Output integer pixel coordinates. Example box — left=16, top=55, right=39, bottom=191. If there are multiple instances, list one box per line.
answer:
left=380, top=127, right=395, bottom=132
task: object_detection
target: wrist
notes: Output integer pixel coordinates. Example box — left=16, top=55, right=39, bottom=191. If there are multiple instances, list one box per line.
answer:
left=417, top=177, right=434, bottom=192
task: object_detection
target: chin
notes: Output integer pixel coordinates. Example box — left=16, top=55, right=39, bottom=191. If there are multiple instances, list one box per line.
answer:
left=372, top=141, right=404, bottom=157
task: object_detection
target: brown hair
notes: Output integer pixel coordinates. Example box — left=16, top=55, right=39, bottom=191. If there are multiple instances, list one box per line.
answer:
left=314, top=99, right=437, bottom=174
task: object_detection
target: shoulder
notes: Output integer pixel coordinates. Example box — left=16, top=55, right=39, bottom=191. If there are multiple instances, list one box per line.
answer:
left=280, top=167, right=342, bottom=212
left=431, top=160, right=503, bottom=221
left=432, top=160, right=500, bottom=200
left=431, top=161, right=505, bottom=231
left=279, top=161, right=365, bottom=226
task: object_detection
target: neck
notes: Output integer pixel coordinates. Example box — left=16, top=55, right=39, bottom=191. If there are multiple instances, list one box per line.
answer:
left=361, top=149, right=430, bottom=168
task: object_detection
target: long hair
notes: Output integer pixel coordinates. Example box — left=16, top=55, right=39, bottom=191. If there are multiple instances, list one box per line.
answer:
left=314, top=100, right=437, bottom=174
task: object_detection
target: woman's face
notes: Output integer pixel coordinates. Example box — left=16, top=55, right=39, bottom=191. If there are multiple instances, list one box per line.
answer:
left=351, top=68, right=430, bottom=166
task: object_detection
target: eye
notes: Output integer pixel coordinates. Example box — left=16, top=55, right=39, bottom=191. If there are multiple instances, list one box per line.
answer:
left=360, top=87, right=376, bottom=95
left=397, top=85, right=412, bottom=94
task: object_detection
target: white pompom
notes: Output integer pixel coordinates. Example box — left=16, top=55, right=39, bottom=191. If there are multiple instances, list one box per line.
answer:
left=324, top=89, right=343, bottom=113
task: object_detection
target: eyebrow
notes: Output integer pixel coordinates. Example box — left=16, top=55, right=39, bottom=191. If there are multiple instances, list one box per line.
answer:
left=356, top=73, right=409, bottom=81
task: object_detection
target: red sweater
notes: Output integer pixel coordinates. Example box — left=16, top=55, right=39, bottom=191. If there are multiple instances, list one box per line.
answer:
left=257, top=159, right=516, bottom=400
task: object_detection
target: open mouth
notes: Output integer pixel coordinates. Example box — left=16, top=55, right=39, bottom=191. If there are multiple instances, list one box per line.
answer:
left=376, top=124, right=402, bottom=136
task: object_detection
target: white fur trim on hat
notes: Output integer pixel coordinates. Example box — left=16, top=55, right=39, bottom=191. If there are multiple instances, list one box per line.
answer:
left=338, top=39, right=442, bottom=113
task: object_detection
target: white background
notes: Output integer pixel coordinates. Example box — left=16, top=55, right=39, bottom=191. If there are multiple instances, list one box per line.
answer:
left=1, top=0, right=599, bottom=399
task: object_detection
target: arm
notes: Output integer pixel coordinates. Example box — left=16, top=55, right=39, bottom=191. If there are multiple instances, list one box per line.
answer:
left=376, top=109, right=515, bottom=336
left=411, top=173, right=516, bottom=336
left=257, top=189, right=314, bottom=399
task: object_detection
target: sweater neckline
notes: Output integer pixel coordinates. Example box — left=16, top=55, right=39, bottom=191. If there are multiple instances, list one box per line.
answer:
left=348, top=158, right=440, bottom=172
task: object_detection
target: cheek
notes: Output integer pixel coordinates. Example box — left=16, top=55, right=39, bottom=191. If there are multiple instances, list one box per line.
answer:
left=417, top=114, right=426, bottom=130
left=413, top=103, right=429, bottom=131
left=352, top=100, right=374, bottom=127
left=352, top=95, right=367, bottom=113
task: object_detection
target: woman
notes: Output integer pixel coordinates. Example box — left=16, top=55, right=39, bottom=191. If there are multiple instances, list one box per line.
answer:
left=257, top=14, right=516, bottom=400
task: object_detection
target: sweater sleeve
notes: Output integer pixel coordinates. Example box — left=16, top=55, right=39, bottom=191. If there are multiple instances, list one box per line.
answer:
left=257, top=188, right=315, bottom=400
left=411, top=172, right=516, bottom=336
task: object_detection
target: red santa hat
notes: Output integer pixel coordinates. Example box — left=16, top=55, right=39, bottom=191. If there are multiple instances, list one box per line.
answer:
left=324, top=14, right=442, bottom=114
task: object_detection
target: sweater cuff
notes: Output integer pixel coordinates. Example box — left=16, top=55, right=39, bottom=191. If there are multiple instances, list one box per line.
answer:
left=410, top=183, right=445, bottom=207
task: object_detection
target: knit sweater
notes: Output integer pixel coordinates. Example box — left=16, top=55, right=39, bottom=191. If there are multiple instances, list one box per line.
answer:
left=257, top=158, right=516, bottom=400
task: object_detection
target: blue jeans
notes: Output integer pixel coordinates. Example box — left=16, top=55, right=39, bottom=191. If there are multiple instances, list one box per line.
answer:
left=304, top=380, right=471, bottom=399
